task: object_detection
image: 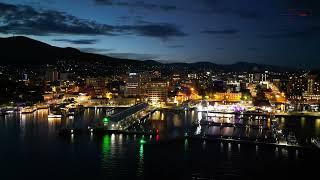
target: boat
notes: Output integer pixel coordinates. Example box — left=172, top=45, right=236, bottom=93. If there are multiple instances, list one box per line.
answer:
left=36, top=104, right=49, bottom=109
left=67, top=109, right=76, bottom=116
left=48, top=114, right=62, bottom=118
left=20, top=106, right=37, bottom=114
left=287, top=132, right=297, bottom=145
left=311, top=138, right=320, bottom=149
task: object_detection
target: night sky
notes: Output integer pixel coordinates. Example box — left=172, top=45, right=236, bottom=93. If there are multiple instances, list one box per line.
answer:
left=0, top=0, right=319, bottom=68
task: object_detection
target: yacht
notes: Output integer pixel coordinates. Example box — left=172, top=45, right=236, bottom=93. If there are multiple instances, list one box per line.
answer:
left=287, top=132, right=297, bottom=145
left=48, top=113, right=62, bottom=118
left=311, top=138, right=320, bottom=149
left=20, top=106, right=37, bottom=114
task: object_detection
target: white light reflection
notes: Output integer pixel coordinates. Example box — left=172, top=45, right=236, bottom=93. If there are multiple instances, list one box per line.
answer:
left=220, top=142, right=224, bottom=152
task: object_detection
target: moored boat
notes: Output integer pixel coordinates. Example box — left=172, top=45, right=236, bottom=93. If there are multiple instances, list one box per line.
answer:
left=48, top=114, right=62, bottom=118
left=20, top=106, right=37, bottom=114
left=287, top=132, right=298, bottom=145
left=311, top=138, right=320, bottom=149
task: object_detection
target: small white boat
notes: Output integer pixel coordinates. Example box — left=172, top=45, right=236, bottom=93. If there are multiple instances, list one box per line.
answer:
left=48, top=114, right=62, bottom=118
left=311, top=138, right=320, bottom=149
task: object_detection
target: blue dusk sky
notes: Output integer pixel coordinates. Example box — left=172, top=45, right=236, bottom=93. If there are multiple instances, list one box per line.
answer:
left=0, top=0, right=319, bottom=68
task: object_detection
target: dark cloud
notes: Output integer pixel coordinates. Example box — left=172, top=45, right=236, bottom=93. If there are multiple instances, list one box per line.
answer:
left=79, top=48, right=114, bottom=54
left=119, top=23, right=187, bottom=39
left=284, top=0, right=320, bottom=14
left=106, top=52, right=158, bottom=60
left=0, top=2, right=186, bottom=39
left=0, top=2, right=115, bottom=36
left=199, top=0, right=260, bottom=19
left=258, top=26, right=320, bottom=39
left=248, top=47, right=259, bottom=51
left=117, top=15, right=143, bottom=22
left=53, top=39, right=99, bottom=44
left=95, top=0, right=260, bottom=19
left=94, top=0, right=177, bottom=12
left=201, top=29, right=239, bottom=35
left=167, top=45, right=184, bottom=48
left=95, top=0, right=113, bottom=5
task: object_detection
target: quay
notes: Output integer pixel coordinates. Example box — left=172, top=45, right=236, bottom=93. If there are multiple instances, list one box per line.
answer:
left=197, top=110, right=320, bottom=117
left=185, top=135, right=316, bottom=150
left=58, top=127, right=158, bottom=136
left=59, top=103, right=158, bottom=136
left=102, top=103, right=157, bottom=130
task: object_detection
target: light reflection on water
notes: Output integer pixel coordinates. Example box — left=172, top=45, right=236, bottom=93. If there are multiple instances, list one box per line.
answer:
left=0, top=108, right=319, bottom=179
left=316, top=119, right=320, bottom=136
left=137, top=144, right=144, bottom=177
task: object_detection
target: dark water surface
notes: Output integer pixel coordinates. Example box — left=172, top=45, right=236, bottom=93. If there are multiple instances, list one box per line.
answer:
left=0, top=108, right=319, bottom=180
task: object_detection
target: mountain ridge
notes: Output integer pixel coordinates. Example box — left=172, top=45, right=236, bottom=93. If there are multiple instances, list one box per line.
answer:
left=0, top=36, right=295, bottom=72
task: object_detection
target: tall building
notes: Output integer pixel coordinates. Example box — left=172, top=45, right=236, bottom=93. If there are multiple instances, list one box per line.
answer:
left=262, top=71, right=268, bottom=82
left=307, top=74, right=317, bottom=94
left=302, top=74, right=320, bottom=103
left=124, top=73, right=141, bottom=97
left=227, top=81, right=240, bottom=92
left=213, top=80, right=226, bottom=92
left=86, top=77, right=107, bottom=98
left=249, top=72, right=265, bottom=83
left=287, top=76, right=307, bottom=100
left=249, top=74, right=254, bottom=83
left=45, top=69, right=60, bottom=82
left=146, top=78, right=168, bottom=104
left=60, top=72, right=73, bottom=81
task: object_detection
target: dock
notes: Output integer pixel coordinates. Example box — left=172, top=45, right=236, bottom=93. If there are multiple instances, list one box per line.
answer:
left=58, top=127, right=159, bottom=136
left=185, top=135, right=316, bottom=150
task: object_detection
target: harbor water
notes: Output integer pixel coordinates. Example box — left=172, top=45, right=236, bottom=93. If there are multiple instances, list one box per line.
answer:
left=0, top=108, right=319, bottom=179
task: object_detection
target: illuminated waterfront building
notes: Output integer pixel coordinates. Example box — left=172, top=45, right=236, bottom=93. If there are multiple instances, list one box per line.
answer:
left=306, top=74, right=320, bottom=95
left=146, top=79, right=168, bottom=104
left=302, top=74, right=320, bottom=103
left=211, top=92, right=242, bottom=102
left=287, top=76, right=307, bottom=100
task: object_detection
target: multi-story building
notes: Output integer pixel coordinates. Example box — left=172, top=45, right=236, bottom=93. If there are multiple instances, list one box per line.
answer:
left=45, top=69, right=60, bottom=82
left=210, top=92, right=242, bottom=102
left=248, top=71, right=268, bottom=83
left=306, top=74, right=319, bottom=94
left=146, top=78, right=168, bottom=104
left=124, top=73, right=141, bottom=97
left=226, top=81, right=241, bottom=92
left=213, top=80, right=226, bottom=92
left=287, top=76, right=307, bottom=100
left=302, top=74, right=320, bottom=103
left=262, top=71, right=268, bottom=82
left=85, top=77, right=107, bottom=98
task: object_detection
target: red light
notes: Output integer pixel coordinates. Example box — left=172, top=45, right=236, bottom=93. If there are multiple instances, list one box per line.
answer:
left=298, top=13, right=308, bottom=17
left=156, top=135, right=160, bottom=141
left=156, top=129, right=159, bottom=133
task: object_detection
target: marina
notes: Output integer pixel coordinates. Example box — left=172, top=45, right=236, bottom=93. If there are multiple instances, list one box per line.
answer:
left=0, top=105, right=319, bottom=180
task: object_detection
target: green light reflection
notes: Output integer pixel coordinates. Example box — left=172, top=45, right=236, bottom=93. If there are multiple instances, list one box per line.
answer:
left=137, top=143, right=144, bottom=177
left=184, top=138, right=188, bottom=151
left=139, top=144, right=144, bottom=159
left=102, top=135, right=111, bottom=159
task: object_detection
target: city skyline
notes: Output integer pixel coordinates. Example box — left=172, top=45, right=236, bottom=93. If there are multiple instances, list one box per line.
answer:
left=0, top=0, right=319, bottom=68
left=1, top=1, right=320, bottom=179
